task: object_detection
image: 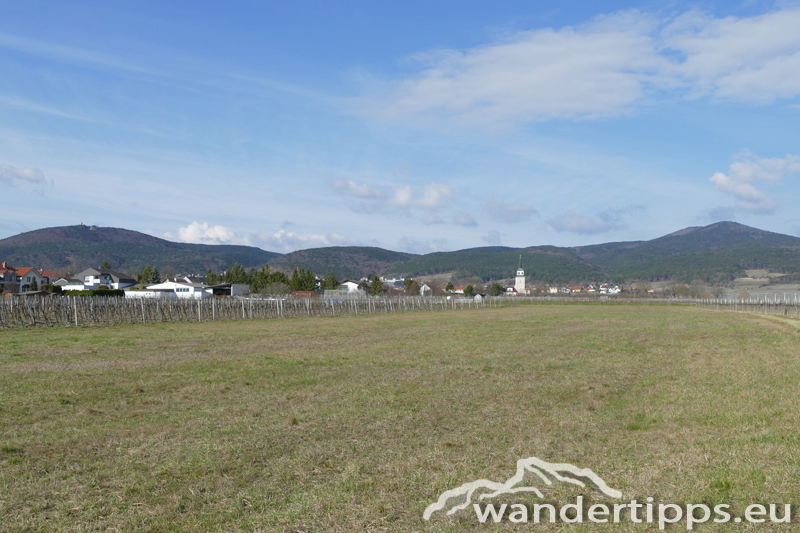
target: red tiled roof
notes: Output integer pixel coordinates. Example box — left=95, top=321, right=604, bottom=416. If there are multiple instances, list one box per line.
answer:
left=16, top=267, right=37, bottom=277
left=38, top=270, right=60, bottom=278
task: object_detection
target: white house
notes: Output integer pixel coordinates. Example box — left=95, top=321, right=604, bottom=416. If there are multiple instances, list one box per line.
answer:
left=16, top=267, right=46, bottom=292
left=339, top=281, right=362, bottom=293
left=72, top=268, right=137, bottom=290
left=419, top=282, right=432, bottom=296
left=142, top=280, right=211, bottom=299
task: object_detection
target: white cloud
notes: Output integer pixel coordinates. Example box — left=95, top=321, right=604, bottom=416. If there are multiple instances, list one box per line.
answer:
left=481, top=229, right=503, bottom=245
left=358, top=10, right=663, bottom=127
left=331, top=178, right=384, bottom=198
left=168, top=221, right=250, bottom=245
left=167, top=221, right=359, bottom=253
left=397, top=236, right=449, bottom=254
left=0, top=165, right=46, bottom=185
left=709, top=152, right=800, bottom=213
left=252, top=229, right=358, bottom=251
left=452, top=211, right=478, bottom=227
left=547, top=206, right=640, bottom=234
left=664, top=9, right=800, bottom=102
left=481, top=194, right=537, bottom=223
left=355, top=7, right=800, bottom=128
left=389, top=182, right=454, bottom=208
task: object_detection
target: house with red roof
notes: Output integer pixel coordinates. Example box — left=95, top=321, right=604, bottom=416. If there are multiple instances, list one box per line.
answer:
left=16, top=267, right=46, bottom=292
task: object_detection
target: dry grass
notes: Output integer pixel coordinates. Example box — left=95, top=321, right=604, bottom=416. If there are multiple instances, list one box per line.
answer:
left=2, top=304, right=800, bottom=532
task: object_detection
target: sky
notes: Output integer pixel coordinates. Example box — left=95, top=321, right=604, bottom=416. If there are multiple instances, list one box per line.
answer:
left=1, top=0, right=800, bottom=254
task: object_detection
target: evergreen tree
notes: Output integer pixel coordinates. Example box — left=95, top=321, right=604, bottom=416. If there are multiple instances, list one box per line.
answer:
left=445, top=281, right=454, bottom=291
left=464, top=284, right=474, bottom=297
left=138, top=265, right=153, bottom=284
left=370, top=276, right=384, bottom=295
left=205, top=269, right=217, bottom=285
left=148, top=267, right=161, bottom=284
left=30, top=279, right=39, bottom=291
left=100, top=260, right=111, bottom=269
left=320, top=271, right=339, bottom=290
left=403, top=278, right=414, bottom=291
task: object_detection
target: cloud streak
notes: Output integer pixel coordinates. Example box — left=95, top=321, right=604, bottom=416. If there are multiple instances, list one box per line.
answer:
left=547, top=206, right=643, bottom=234
left=356, top=8, right=800, bottom=128
left=482, top=195, right=537, bottom=223
left=0, top=165, right=47, bottom=185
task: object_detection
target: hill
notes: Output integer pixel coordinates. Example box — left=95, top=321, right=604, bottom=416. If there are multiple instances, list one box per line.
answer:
left=573, top=222, right=800, bottom=282
left=385, top=222, right=800, bottom=284
left=0, top=225, right=281, bottom=273
left=385, top=246, right=604, bottom=284
left=3, top=221, right=799, bottom=284
left=267, top=246, right=415, bottom=280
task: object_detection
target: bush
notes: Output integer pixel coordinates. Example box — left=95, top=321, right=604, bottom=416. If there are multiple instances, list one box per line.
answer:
left=62, top=289, right=125, bottom=297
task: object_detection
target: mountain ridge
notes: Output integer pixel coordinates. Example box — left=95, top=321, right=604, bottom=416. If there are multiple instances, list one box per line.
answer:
left=2, top=221, right=799, bottom=283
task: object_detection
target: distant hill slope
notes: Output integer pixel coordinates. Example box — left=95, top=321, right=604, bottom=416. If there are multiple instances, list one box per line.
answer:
left=3, top=221, right=798, bottom=284
left=385, top=246, right=604, bottom=284
left=268, top=246, right=415, bottom=280
left=386, top=222, right=800, bottom=283
left=0, top=225, right=281, bottom=273
left=572, top=222, right=800, bottom=282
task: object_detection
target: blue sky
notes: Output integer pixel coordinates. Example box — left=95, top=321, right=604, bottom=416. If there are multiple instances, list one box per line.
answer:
left=2, top=0, right=799, bottom=254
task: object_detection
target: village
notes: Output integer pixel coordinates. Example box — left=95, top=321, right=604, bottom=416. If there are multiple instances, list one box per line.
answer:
left=0, top=260, right=636, bottom=299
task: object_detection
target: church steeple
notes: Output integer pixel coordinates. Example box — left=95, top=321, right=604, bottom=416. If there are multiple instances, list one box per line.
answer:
left=515, top=255, right=525, bottom=294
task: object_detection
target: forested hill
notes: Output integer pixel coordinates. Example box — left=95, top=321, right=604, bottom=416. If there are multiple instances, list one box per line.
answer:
left=0, top=225, right=281, bottom=273
left=3, top=221, right=800, bottom=283
left=384, top=246, right=604, bottom=284
left=384, top=222, right=800, bottom=283
left=267, top=247, right=415, bottom=280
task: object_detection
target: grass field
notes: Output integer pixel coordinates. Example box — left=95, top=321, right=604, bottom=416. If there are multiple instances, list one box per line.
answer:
left=2, top=304, right=800, bottom=532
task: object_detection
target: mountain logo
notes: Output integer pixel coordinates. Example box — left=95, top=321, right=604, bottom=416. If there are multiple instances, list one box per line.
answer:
left=423, top=455, right=621, bottom=520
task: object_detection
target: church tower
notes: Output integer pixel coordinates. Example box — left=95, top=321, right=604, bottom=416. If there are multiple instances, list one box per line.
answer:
left=514, top=255, right=526, bottom=295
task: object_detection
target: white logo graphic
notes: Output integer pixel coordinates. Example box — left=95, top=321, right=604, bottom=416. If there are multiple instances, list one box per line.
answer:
left=423, top=455, right=621, bottom=520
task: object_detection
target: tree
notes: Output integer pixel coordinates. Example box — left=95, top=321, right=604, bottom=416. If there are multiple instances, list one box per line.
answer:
left=403, top=278, right=414, bottom=291
left=445, top=281, right=454, bottom=292
left=463, top=284, right=474, bottom=297
left=100, top=260, right=111, bottom=269
left=162, top=266, right=176, bottom=282
left=320, top=272, right=339, bottom=291
left=290, top=267, right=316, bottom=291
left=224, top=263, right=248, bottom=284
left=3, top=281, right=19, bottom=294
left=138, top=266, right=153, bottom=284
left=148, top=267, right=161, bottom=284
left=370, top=276, right=384, bottom=295
left=30, top=279, right=39, bottom=292
left=486, top=282, right=504, bottom=296
left=260, top=282, right=292, bottom=295
left=205, top=269, right=218, bottom=286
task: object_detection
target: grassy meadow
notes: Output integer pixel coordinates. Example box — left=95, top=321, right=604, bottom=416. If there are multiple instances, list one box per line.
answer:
left=2, top=303, right=800, bottom=532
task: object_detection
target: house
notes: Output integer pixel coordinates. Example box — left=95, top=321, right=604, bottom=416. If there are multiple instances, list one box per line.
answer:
left=549, top=286, right=559, bottom=294
left=72, top=267, right=137, bottom=290
left=143, top=280, right=211, bottom=299
left=208, top=283, right=249, bottom=297
left=380, top=277, right=406, bottom=289
left=37, top=270, right=60, bottom=285
left=0, top=262, right=19, bottom=291
left=419, top=282, right=432, bottom=296
left=16, top=267, right=46, bottom=292
left=340, top=281, right=362, bottom=293
left=53, top=277, right=86, bottom=291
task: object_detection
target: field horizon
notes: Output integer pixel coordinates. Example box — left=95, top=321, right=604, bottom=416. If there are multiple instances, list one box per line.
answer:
left=2, top=304, right=799, bottom=531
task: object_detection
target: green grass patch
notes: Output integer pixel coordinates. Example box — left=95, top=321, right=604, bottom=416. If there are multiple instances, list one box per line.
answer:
left=1, top=305, right=799, bottom=531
